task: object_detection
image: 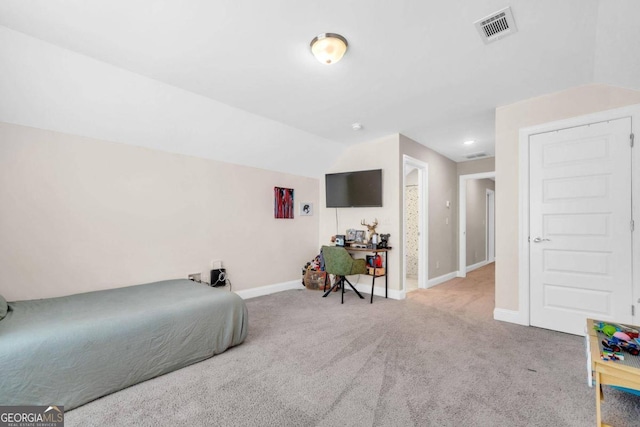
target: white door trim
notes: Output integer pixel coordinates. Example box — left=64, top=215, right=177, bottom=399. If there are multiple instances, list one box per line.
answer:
left=486, top=188, right=495, bottom=263
left=458, top=171, right=496, bottom=277
left=403, top=155, right=429, bottom=292
left=516, top=103, right=640, bottom=328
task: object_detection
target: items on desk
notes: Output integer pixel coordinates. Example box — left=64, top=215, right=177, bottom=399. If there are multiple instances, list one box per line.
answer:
left=366, top=255, right=383, bottom=268
left=367, top=267, right=386, bottom=276
left=360, top=218, right=379, bottom=244
left=378, top=233, right=390, bottom=249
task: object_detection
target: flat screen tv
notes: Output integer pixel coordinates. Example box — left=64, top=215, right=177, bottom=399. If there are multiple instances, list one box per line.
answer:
left=325, top=169, right=382, bottom=208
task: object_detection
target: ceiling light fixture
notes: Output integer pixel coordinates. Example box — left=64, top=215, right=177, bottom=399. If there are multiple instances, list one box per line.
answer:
left=464, top=140, right=476, bottom=145
left=352, top=122, right=363, bottom=131
left=310, top=33, right=348, bottom=65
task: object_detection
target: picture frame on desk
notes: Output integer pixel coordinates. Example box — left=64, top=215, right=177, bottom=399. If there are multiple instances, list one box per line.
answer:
left=346, top=229, right=357, bottom=242
left=355, top=230, right=366, bottom=243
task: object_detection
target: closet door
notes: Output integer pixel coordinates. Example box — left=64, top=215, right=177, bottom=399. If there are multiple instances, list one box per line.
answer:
left=529, top=118, right=633, bottom=335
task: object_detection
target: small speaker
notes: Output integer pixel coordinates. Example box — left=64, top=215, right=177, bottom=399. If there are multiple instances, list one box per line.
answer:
left=211, top=268, right=227, bottom=287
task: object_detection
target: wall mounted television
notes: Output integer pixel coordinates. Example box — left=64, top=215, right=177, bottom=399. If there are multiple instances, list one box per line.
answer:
left=325, top=169, right=382, bottom=208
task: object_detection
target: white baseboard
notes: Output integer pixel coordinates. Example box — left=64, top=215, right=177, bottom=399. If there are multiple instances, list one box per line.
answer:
left=353, top=282, right=405, bottom=300
left=426, top=271, right=457, bottom=289
left=466, top=260, right=488, bottom=273
left=493, top=308, right=529, bottom=326
left=234, top=280, right=302, bottom=300
left=235, top=278, right=406, bottom=301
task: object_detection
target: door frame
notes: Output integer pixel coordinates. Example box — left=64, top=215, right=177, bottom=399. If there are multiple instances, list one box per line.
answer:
left=458, top=171, right=495, bottom=277
left=517, top=104, right=640, bottom=327
left=486, top=188, right=495, bottom=263
left=402, top=155, right=428, bottom=292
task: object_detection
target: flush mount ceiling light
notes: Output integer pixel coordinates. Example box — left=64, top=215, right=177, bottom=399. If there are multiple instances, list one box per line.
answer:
left=310, top=33, right=348, bottom=65
left=464, top=140, right=476, bottom=145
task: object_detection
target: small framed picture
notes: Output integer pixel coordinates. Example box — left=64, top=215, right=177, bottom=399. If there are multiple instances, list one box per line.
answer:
left=274, top=187, right=294, bottom=219
left=300, top=202, right=313, bottom=216
left=346, top=229, right=357, bottom=241
left=355, top=230, right=366, bottom=243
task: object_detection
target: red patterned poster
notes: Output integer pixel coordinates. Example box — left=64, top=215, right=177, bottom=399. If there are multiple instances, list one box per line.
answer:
left=274, top=187, right=294, bottom=219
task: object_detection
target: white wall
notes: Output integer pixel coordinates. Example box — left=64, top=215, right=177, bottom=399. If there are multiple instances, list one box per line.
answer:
left=319, top=135, right=401, bottom=291
left=0, top=25, right=344, bottom=179
left=495, top=84, right=640, bottom=311
left=0, top=122, right=319, bottom=301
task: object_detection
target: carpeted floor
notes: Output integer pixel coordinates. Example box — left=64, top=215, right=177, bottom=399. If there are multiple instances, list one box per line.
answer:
left=67, top=264, right=640, bottom=426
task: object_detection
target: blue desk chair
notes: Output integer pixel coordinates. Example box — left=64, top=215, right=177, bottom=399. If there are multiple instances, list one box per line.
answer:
left=321, top=246, right=367, bottom=304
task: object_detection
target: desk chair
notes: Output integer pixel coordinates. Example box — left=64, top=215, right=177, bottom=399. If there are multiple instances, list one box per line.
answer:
left=321, top=246, right=367, bottom=304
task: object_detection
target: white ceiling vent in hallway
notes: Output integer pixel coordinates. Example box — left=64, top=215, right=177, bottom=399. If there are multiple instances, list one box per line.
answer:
left=466, top=152, right=487, bottom=160
left=474, top=7, right=518, bottom=44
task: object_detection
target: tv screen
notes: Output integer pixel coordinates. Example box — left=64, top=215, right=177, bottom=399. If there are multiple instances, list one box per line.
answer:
left=325, top=169, right=382, bottom=208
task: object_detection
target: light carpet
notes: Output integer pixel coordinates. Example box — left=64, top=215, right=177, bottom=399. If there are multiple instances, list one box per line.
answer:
left=66, top=264, right=640, bottom=426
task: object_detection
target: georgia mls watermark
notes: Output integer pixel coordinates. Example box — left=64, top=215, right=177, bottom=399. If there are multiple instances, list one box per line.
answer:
left=0, top=406, right=64, bottom=427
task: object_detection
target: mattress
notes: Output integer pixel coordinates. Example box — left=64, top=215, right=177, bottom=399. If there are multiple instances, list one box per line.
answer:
left=0, top=279, right=248, bottom=410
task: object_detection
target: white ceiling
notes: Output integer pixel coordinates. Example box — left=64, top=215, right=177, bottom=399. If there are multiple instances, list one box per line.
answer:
left=0, top=0, right=638, bottom=163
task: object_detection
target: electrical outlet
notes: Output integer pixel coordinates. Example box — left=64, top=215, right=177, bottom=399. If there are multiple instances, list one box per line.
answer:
left=188, top=273, right=201, bottom=282
left=212, top=259, right=223, bottom=269
left=436, top=261, right=440, bottom=269
left=445, top=217, right=449, bottom=225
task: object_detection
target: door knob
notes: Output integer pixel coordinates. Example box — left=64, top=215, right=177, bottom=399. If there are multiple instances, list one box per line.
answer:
left=533, top=237, right=551, bottom=243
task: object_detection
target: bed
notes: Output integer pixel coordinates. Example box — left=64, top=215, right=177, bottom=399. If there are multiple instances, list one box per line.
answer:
left=0, top=279, right=248, bottom=410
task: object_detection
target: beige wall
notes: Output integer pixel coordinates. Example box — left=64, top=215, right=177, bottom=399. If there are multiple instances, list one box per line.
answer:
left=495, top=84, right=640, bottom=311
left=465, top=179, right=495, bottom=267
left=319, top=135, right=401, bottom=290
left=0, top=122, right=319, bottom=301
left=457, top=157, right=495, bottom=176
left=399, top=135, right=458, bottom=279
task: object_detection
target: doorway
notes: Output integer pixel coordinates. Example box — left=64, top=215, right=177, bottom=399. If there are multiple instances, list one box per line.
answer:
left=403, top=155, right=428, bottom=293
left=486, top=188, right=495, bottom=263
left=458, top=172, right=496, bottom=277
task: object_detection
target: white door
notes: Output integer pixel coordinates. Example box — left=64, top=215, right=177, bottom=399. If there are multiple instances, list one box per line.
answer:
left=529, top=118, right=633, bottom=335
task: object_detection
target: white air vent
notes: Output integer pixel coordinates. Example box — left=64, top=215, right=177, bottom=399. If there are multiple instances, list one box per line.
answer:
left=474, top=7, right=517, bottom=44
left=466, top=152, right=487, bottom=160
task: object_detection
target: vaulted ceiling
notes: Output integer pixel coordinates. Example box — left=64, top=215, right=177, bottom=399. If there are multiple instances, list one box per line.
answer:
left=1, top=0, right=638, bottom=164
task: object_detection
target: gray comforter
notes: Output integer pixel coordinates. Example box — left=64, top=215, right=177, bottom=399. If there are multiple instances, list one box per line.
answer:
left=0, top=279, right=248, bottom=410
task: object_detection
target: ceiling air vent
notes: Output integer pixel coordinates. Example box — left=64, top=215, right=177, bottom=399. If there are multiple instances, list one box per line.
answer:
left=466, top=152, right=487, bottom=160
left=474, top=7, right=518, bottom=44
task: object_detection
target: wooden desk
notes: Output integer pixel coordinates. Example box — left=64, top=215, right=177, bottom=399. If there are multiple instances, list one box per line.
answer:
left=586, top=318, right=640, bottom=427
left=345, top=247, right=390, bottom=304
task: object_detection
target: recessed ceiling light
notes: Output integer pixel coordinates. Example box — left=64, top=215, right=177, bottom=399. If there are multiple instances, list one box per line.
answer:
left=464, top=140, right=475, bottom=145
left=352, top=122, right=363, bottom=131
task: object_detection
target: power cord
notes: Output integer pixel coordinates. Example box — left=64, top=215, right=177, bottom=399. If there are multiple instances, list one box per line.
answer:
left=191, top=277, right=232, bottom=292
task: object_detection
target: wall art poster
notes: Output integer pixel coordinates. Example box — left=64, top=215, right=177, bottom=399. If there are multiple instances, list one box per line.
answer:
left=274, top=187, right=294, bottom=219
left=300, top=202, right=313, bottom=216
